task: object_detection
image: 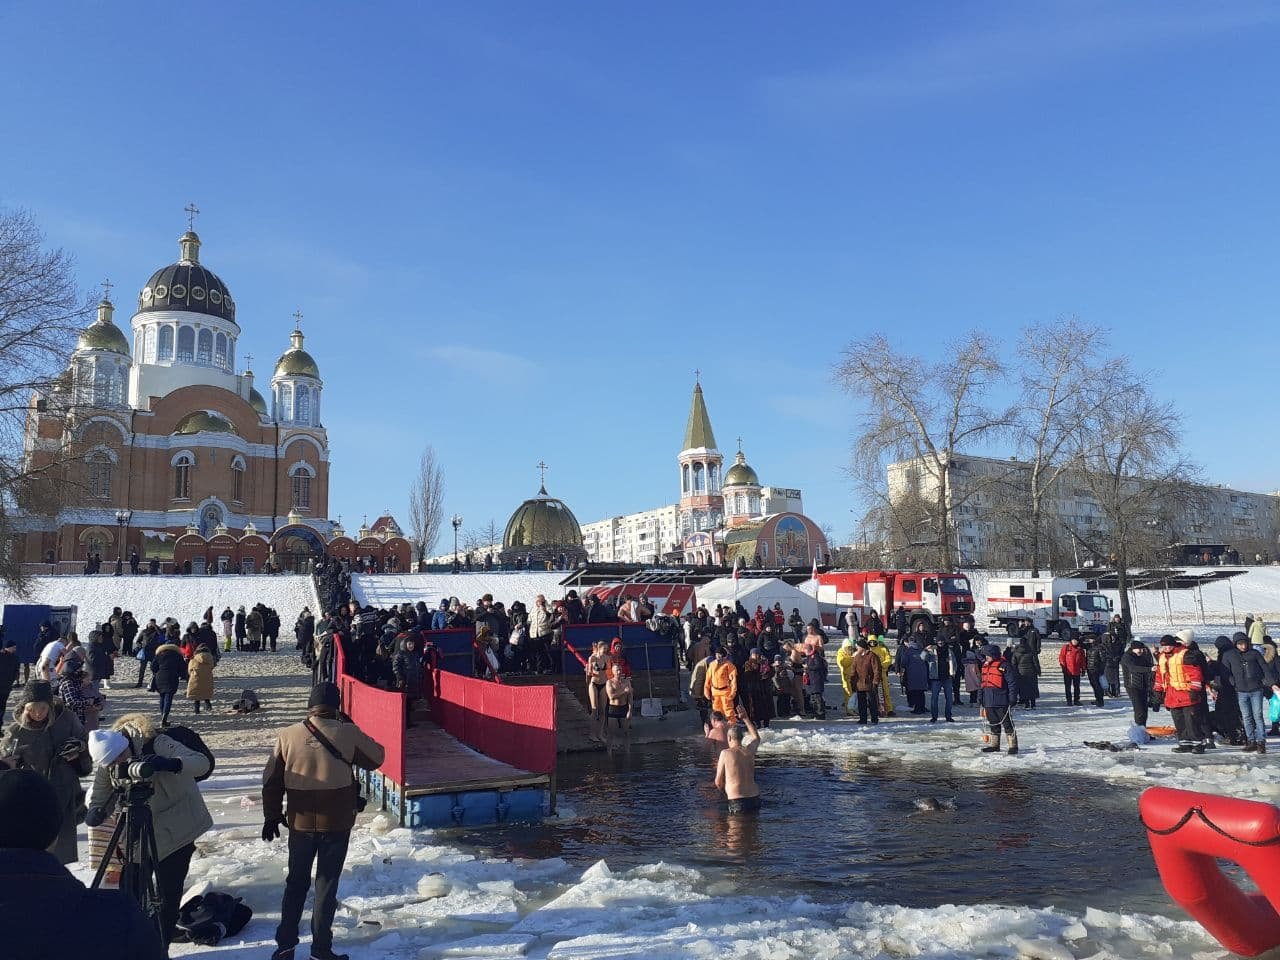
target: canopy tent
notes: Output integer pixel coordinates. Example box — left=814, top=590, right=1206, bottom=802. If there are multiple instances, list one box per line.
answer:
left=693, top=577, right=820, bottom=623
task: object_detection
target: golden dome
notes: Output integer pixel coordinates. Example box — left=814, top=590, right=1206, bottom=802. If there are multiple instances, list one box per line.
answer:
left=724, top=450, right=759, bottom=487
left=173, top=411, right=237, bottom=435
left=274, top=327, right=320, bottom=378
left=249, top=386, right=268, bottom=416
left=75, top=300, right=130, bottom=356
left=503, top=486, right=583, bottom=550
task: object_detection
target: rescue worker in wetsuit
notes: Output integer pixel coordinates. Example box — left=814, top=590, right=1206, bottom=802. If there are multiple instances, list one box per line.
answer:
left=714, top=712, right=760, bottom=814
left=704, top=647, right=738, bottom=724
left=1156, top=633, right=1207, bottom=753
left=980, top=643, right=1019, bottom=755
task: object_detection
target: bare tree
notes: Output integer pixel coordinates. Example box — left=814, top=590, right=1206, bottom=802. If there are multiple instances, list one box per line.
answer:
left=462, top=518, right=502, bottom=556
left=407, top=445, right=446, bottom=565
left=1004, top=318, right=1126, bottom=575
left=1064, top=375, right=1197, bottom=626
left=0, top=209, right=92, bottom=589
left=835, top=331, right=1014, bottom=570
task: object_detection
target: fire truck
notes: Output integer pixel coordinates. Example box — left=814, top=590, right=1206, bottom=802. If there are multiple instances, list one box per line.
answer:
left=985, top=576, right=1113, bottom=638
left=815, top=570, right=975, bottom=633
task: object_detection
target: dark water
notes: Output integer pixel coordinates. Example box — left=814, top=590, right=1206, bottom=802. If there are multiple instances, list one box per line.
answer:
left=459, top=739, right=1176, bottom=916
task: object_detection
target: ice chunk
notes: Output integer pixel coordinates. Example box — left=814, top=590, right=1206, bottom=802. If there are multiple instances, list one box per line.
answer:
left=1061, top=921, right=1088, bottom=940
left=367, top=813, right=398, bottom=835
left=417, top=873, right=451, bottom=898
left=1009, top=936, right=1074, bottom=960
left=418, top=932, right=535, bottom=958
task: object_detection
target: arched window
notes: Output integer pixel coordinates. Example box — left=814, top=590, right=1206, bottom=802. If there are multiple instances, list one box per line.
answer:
left=114, top=364, right=127, bottom=404
left=278, top=383, right=293, bottom=422
left=290, top=463, right=315, bottom=511
left=296, top=385, right=311, bottom=424
left=93, top=367, right=111, bottom=406
left=87, top=453, right=111, bottom=499
left=231, top=458, right=245, bottom=502
left=226, top=340, right=234, bottom=370
left=197, top=329, right=213, bottom=364
left=692, top=462, right=705, bottom=493
left=173, top=454, right=193, bottom=500
left=682, top=463, right=690, bottom=494
left=176, top=326, right=195, bottom=362
left=158, top=325, right=174, bottom=361
left=215, top=333, right=228, bottom=368
left=735, top=493, right=746, bottom=514
left=143, top=327, right=156, bottom=363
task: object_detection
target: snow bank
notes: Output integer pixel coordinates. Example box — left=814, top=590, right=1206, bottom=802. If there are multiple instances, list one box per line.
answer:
left=0, top=574, right=319, bottom=632
left=762, top=702, right=1280, bottom=802
left=352, top=572, right=570, bottom=610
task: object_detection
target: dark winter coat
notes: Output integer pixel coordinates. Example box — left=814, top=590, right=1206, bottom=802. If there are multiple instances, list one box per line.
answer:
left=980, top=655, right=1019, bottom=710
left=1121, top=646, right=1155, bottom=692
left=196, top=622, right=218, bottom=657
left=393, top=639, right=424, bottom=699
left=1, top=702, right=90, bottom=864
left=1020, top=625, right=1043, bottom=656
left=85, top=635, right=113, bottom=681
left=0, top=850, right=166, bottom=960
left=896, top=640, right=930, bottom=692
left=1220, top=645, right=1276, bottom=694
left=802, top=649, right=828, bottom=694
left=234, top=611, right=247, bottom=641
left=1009, top=640, right=1040, bottom=700
left=1084, top=641, right=1107, bottom=677
left=1101, top=634, right=1126, bottom=668
left=150, top=644, right=187, bottom=694
left=0, top=644, right=17, bottom=690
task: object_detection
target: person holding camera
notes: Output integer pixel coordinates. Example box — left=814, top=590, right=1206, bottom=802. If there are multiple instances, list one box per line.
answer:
left=262, top=682, right=385, bottom=960
left=0, top=679, right=90, bottom=864
left=84, top=712, right=213, bottom=948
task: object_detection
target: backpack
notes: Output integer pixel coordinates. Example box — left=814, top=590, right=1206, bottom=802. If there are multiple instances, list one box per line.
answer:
left=232, top=688, right=260, bottom=713
left=173, top=891, right=252, bottom=945
left=148, top=725, right=215, bottom=782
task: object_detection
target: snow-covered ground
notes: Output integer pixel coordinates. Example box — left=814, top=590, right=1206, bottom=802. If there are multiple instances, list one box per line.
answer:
left=0, top=574, right=319, bottom=633
left=352, top=573, right=572, bottom=611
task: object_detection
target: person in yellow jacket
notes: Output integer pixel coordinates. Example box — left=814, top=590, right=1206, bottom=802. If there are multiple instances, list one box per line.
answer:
left=704, top=647, right=739, bottom=723
left=836, top=638, right=857, bottom=714
left=868, top=635, right=896, bottom=717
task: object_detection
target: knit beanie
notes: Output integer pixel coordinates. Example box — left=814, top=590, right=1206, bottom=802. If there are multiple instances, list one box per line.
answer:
left=88, top=729, right=129, bottom=767
left=1175, top=628, right=1195, bottom=646
left=308, top=682, right=341, bottom=711
left=22, top=680, right=53, bottom=705
left=0, top=769, right=61, bottom=850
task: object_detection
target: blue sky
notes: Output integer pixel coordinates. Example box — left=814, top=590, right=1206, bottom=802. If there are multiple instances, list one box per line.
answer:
left=2, top=2, right=1278, bottom=549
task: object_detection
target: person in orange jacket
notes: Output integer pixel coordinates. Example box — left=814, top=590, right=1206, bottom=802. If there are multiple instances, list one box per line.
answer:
left=1058, top=635, right=1087, bottom=706
left=1155, top=632, right=1207, bottom=753
left=704, top=647, right=738, bottom=723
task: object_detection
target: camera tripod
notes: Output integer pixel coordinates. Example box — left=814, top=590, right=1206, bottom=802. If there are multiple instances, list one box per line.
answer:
left=90, top=777, right=164, bottom=934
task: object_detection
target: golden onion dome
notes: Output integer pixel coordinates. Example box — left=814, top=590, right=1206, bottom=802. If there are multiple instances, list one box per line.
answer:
left=723, top=450, right=760, bottom=487
left=249, top=386, right=268, bottom=416
left=503, top=485, right=584, bottom=550
left=75, top=300, right=131, bottom=356
left=274, top=327, right=320, bottom=379
left=173, top=411, right=238, bottom=436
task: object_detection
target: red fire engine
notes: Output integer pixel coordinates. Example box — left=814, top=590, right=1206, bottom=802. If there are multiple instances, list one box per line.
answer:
left=815, top=570, right=975, bottom=631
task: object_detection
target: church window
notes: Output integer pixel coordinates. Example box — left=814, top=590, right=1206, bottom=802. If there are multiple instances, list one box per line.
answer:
left=84, top=534, right=105, bottom=559
left=749, top=495, right=759, bottom=514
left=292, top=473, right=311, bottom=510
left=231, top=461, right=244, bottom=502
left=197, top=329, right=213, bottom=364
left=143, top=327, right=155, bottom=363
left=173, top=454, right=192, bottom=500
left=215, top=333, right=228, bottom=368
left=87, top=454, right=111, bottom=499
left=735, top=493, right=746, bottom=514
left=93, top=367, right=111, bottom=406
left=177, top=326, right=195, bottom=363
left=158, top=326, right=174, bottom=361
left=278, top=383, right=293, bottom=421
left=693, top=462, right=705, bottom=493
left=681, top=463, right=690, bottom=494
left=296, top=385, right=311, bottom=424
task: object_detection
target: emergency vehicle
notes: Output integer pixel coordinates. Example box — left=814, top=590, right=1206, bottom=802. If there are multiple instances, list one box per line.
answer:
left=985, top=576, right=1113, bottom=638
left=815, top=570, right=974, bottom=632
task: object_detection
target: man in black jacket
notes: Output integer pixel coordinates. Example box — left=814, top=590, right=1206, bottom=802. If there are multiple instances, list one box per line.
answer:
left=0, top=768, right=165, bottom=960
left=1221, top=632, right=1280, bottom=753
left=1120, top=640, right=1155, bottom=726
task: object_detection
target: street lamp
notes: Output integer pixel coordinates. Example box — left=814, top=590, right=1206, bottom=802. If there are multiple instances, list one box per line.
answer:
left=114, top=508, right=132, bottom=576
left=451, top=514, right=463, bottom=574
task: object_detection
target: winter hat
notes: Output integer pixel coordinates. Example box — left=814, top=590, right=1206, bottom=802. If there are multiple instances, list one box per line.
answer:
left=1130, top=640, right=1145, bottom=651
left=0, top=769, right=62, bottom=850
left=841, top=637, right=854, bottom=649
left=88, top=729, right=128, bottom=767
left=856, top=639, right=870, bottom=650
left=308, top=682, right=341, bottom=711
left=22, top=680, right=52, bottom=705
left=1159, top=635, right=1179, bottom=648
left=1176, top=628, right=1195, bottom=646
left=1214, top=635, right=1232, bottom=652
left=982, top=644, right=1000, bottom=659
left=750, top=647, right=761, bottom=657
left=1234, top=632, right=1251, bottom=647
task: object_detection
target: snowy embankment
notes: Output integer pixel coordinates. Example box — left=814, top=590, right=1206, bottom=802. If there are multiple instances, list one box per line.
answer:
left=0, top=574, right=319, bottom=631
left=352, top=572, right=571, bottom=611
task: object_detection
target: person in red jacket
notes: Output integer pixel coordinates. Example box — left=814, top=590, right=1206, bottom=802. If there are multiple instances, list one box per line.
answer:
left=1058, top=635, right=1087, bottom=706
left=1155, top=633, right=1206, bottom=754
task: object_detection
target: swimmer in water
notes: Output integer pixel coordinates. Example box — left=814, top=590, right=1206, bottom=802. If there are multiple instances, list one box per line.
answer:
left=714, top=713, right=761, bottom=814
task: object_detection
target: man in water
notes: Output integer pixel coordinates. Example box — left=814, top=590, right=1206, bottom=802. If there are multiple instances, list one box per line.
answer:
left=604, top=665, right=633, bottom=745
left=714, top=713, right=761, bottom=814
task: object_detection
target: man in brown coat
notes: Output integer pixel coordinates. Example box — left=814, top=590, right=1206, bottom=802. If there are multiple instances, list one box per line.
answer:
left=851, top=639, right=883, bottom=725
left=263, top=683, right=384, bottom=960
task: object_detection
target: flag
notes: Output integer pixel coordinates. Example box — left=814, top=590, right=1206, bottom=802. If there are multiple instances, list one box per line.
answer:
left=811, top=554, right=819, bottom=583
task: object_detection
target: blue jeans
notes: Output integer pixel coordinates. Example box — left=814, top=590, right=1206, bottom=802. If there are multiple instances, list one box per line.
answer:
left=158, top=690, right=174, bottom=722
left=1239, top=690, right=1267, bottom=743
left=929, top=679, right=953, bottom=720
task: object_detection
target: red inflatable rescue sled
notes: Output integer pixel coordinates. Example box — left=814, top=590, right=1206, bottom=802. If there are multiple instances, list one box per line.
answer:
left=1140, top=786, right=1280, bottom=957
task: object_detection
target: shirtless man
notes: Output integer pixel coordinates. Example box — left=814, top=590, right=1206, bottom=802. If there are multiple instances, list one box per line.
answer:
left=714, top=713, right=761, bottom=814
left=585, top=640, right=609, bottom=741
left=704, top=709, right=729, bottom=749
left=604, top=668, right=633, bottom=745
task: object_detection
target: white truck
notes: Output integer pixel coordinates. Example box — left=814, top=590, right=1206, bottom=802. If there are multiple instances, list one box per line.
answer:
left=986, top=576, right=1113, bottom=638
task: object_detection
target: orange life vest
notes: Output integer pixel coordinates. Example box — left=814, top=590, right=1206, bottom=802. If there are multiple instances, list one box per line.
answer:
left=980, top=659, right=1007, bottom=689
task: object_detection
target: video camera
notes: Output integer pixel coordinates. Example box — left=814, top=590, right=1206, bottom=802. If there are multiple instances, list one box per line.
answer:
left=111, top=758, right=158, bottom=782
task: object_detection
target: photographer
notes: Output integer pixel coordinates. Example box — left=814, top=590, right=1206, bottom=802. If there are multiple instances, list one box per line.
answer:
left=84, top=713, right=213, bottom=948
left=0, top=768, right=165, bottom=960
left=262, top=682, right=384, bottom=960
left=0, top=679, right=90, bottom=864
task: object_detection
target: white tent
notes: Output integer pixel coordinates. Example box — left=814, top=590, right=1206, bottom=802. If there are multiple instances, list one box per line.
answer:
left=693, top=577, right=819, bottom=623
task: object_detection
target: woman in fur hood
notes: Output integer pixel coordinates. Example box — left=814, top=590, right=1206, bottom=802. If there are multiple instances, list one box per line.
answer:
left=85, top=712, right=213, bottom=947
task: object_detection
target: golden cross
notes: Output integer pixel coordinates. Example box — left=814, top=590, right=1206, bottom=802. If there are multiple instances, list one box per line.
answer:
left=184, top=202, right=200, bottom=230
left=292, top=309, right=303, bottom=330
left=536, top=460, right=549, bottom=486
